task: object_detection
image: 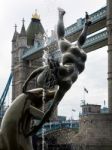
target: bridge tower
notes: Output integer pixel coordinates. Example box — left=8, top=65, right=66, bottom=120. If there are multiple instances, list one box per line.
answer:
left=11, top=11, right=45, bottom=100
left=107, top=0, right=112, bottom=113
left=11, top=21, right=27, bottom=100
left=11, top=11, right=58, bottom=121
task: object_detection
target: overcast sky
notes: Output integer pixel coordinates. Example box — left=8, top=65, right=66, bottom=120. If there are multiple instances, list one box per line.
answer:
left=0, top=0, right=107, bottom=119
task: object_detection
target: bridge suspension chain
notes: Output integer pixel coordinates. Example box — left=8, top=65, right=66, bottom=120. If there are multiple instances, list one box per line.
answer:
left=0, top=73, right=12, bottom=110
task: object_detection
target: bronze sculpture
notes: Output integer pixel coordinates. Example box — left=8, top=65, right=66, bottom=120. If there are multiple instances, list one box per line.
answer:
left=0, top=8, right=91, bottom=149
left=23, top=8, right=91, bottom=136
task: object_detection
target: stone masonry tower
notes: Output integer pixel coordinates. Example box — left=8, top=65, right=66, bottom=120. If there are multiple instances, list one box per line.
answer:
left=11, top=11, right=57, bottom=120
left=12, top=20, right=27, bottom=100
left=11, top=11, right=45, bottom=100
left=107, top=0, right=112, bottom=113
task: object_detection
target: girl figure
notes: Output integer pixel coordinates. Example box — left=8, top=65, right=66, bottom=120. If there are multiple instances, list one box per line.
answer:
left=23, top=8, right=91, bottom=136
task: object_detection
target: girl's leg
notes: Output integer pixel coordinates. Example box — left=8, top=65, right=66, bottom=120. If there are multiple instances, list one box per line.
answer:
left=57, top=7, right=65, bottom=39
left=57, top=8, right=71, bottom=52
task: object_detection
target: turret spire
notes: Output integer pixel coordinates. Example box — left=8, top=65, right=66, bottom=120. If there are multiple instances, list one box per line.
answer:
left=12, top=24, right=19, bottom=42
left=22, top=18, right=25, bottom=26
left=14, top=24, right=17, bottom=32
left=20, top=18, right=26, bottom=37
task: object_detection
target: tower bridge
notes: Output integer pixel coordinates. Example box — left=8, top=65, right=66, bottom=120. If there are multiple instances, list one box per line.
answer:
left=11, top=2, right=111, bottom=114
left=0, top=1, right=112, bottom=149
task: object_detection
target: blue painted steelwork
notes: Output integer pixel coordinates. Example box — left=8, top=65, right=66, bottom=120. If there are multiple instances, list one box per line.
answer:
left=0, top=73, right=12, bottom=110
left=22, top=30, right=107, bottom=59
left=0, top=106, right=8, bottom=118
left=46, top=30, right=107, bottom=58
left=65, top=6, right=106, bottom=36
left=22, top=6, right=107, bottom=59
left=37, top=120, right=79, bottom=135
left=83, top=29, right=107, bottom=48
left=22, top=42, right=45, bottom=59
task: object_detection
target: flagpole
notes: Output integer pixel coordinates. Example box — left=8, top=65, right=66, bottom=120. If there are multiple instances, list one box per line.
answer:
left=83, top=87, right=88, bottom=105
left=83, top=87, right=85, bottom=105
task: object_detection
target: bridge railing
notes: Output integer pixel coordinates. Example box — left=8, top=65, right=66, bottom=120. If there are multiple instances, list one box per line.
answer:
left=90, top=6, right=106, bottom=23
left=83, top=29, right=107, bottom=48
left=65, top=6, right=106, bottom=36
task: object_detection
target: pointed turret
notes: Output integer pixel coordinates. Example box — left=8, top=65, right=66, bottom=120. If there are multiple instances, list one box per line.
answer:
left=27, top=10, right=45, bottom=46
left=20, top=18, right=26, bottom=37
left=12, top=24, right=19, bottom=42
